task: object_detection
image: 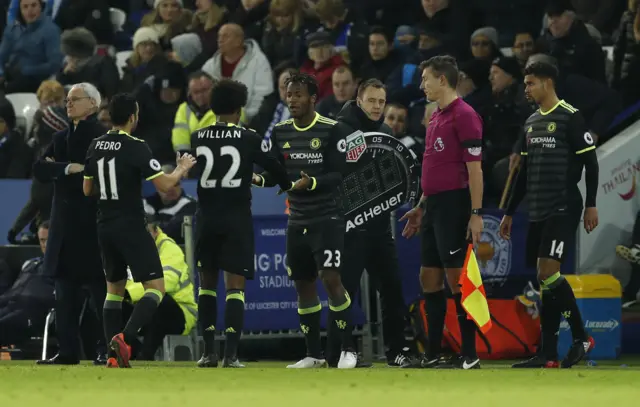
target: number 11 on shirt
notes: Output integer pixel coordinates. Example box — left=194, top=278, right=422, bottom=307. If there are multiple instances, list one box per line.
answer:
left=97, top=157, right=118, bottom=200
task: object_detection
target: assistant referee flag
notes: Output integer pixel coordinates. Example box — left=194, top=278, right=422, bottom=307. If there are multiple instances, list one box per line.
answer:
left=459, top=244, right=492, bottom=333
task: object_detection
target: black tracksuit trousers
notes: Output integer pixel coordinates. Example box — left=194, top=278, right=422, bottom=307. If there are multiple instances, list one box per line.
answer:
left=326, top=227, right=408, bottom=365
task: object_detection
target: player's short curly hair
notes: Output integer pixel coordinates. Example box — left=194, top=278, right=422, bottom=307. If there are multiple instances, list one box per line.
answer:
left=523, top=61, right=559, bottom=83
left=284, top=72, right=318, bottom=99
left=210, top=79, right=248, bottom=115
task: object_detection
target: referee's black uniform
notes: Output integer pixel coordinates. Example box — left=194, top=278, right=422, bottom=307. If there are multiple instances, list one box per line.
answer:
left=326, top=101, right=410, bottom=367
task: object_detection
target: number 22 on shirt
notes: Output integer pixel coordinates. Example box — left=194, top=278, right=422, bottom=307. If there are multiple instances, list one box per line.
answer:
left=196, top=145, right=242, bottom=188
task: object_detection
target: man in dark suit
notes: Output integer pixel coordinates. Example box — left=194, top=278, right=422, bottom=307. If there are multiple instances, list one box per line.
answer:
left=33, top=82, right=107, bottom=365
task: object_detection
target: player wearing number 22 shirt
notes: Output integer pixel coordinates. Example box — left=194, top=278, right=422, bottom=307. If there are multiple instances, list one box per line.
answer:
left=255, top=72, right=358, bottom=369
left=83, top=93, right=196, bottom=368
left=189, top=80, right=296, bottom=368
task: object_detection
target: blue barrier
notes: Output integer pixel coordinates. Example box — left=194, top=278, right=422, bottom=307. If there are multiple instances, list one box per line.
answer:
left=217, top=216, right=366, bottom=330
left=0, top=179, right=575, bottom=310
left=0, top=179, right=33, bottom=244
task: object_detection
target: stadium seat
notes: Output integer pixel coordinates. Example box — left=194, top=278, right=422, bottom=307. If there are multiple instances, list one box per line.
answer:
left=109, top=7, right=127, bottom=32
left=115, top=50, right=133, bottom=79
left=161, top=333, right=196, bottom=361
left=5, top=93, right=39, bottom=136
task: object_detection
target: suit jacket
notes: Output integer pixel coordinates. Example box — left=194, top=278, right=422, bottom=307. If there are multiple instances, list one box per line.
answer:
left=32, top=114, right=105, bottom=282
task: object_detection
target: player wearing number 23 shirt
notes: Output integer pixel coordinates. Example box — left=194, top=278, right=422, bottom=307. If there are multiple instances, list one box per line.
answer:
left=83, top=93, right=196, bottom=368
left=255, top=72, right=358, bottom=369
left=189, top=80, right=297, bottom=369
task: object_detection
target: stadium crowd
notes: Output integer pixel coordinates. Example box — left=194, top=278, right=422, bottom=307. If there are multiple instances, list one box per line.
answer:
left=2, top=0, right=638, bottom=200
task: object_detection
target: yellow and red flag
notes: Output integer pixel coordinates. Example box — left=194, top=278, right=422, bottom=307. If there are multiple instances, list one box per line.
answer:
left=459, top=244, right=492, bottom=333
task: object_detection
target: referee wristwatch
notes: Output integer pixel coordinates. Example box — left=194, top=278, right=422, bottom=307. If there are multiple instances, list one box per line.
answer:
left=471, top=208, right=482, bottom=216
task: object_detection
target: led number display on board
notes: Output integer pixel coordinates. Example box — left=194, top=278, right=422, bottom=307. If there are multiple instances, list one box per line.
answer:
left=339, top=132, right=420, bottom=232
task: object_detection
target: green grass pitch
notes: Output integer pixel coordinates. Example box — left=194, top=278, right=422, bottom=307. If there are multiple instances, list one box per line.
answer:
left=1, top=360, right=639, bottom=406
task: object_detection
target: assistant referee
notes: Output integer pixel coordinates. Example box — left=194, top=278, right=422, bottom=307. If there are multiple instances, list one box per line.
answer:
left=400, top=56, right=484, bottom=370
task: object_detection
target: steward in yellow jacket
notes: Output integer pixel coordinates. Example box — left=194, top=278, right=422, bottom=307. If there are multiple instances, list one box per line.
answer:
left=124, top=225, right=197, bottom=359
left=172, top=100, right=246, bottom=152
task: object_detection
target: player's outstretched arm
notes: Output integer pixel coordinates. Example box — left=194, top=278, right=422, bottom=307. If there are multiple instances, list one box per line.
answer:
left=254, top=152, right=293, bottom=192
left=250, top=132, right=292, bottom=190
left=304, top=124, right=347, bottom=192
left=152, top=152, right=196, bottom=193
left=254, top=135, right=283, bottom=188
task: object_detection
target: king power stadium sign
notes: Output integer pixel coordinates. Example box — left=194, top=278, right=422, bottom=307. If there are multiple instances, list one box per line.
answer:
left=339, top=132, right=420, bottom=233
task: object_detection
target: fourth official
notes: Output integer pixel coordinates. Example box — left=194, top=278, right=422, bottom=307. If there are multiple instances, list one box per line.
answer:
left=327, top=79, right=413, bottom=368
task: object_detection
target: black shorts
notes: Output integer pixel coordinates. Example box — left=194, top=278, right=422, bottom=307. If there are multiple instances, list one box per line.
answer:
left=98, top=218, right=163, bottom=283
left=286, top=220, right=344, bottom=281
left=526, top=211, right=581, bottom=267
left=420, top=188, right=470, bottom=269
left=195, top=211, right=255, bottom=279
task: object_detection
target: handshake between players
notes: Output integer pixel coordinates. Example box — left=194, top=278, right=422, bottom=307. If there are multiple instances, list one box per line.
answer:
left=252, top=170, right=312, bottom=193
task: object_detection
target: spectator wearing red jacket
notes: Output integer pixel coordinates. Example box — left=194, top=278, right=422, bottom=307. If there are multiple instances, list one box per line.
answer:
left=300, top=31, right=344, bottom=101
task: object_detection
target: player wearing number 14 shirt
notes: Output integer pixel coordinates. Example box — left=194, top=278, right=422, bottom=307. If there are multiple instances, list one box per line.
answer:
left=255, top=73, right=358, bottom=369
left=500, top=62, right=599, bottom=369
left=83, top=93, right=196, bottom=368
left=190, top=79, right=298, bottom=368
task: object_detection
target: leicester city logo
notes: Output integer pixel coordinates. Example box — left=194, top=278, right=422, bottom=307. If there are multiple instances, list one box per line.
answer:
left=476, top=215, right=511, bottom=283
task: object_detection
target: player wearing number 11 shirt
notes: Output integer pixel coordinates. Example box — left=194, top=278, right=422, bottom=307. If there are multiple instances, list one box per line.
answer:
left=83, top=93, right=196, bottom=368
left=190, top=79, right=297, bottom=368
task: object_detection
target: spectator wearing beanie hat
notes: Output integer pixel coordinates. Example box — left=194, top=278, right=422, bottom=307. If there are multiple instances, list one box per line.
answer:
left=121, top=27, right=170, bottom=92
left=57, top=27, right=120, bottom=100
left=484, top=56, right=534, bottom=200
left=141, top=0, right=192, bottom=51
left=470, top=27, right=502, bottom=61
left=490, top=56, right=523, bottom=94
left=169, top=33, right=203, bottom=70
